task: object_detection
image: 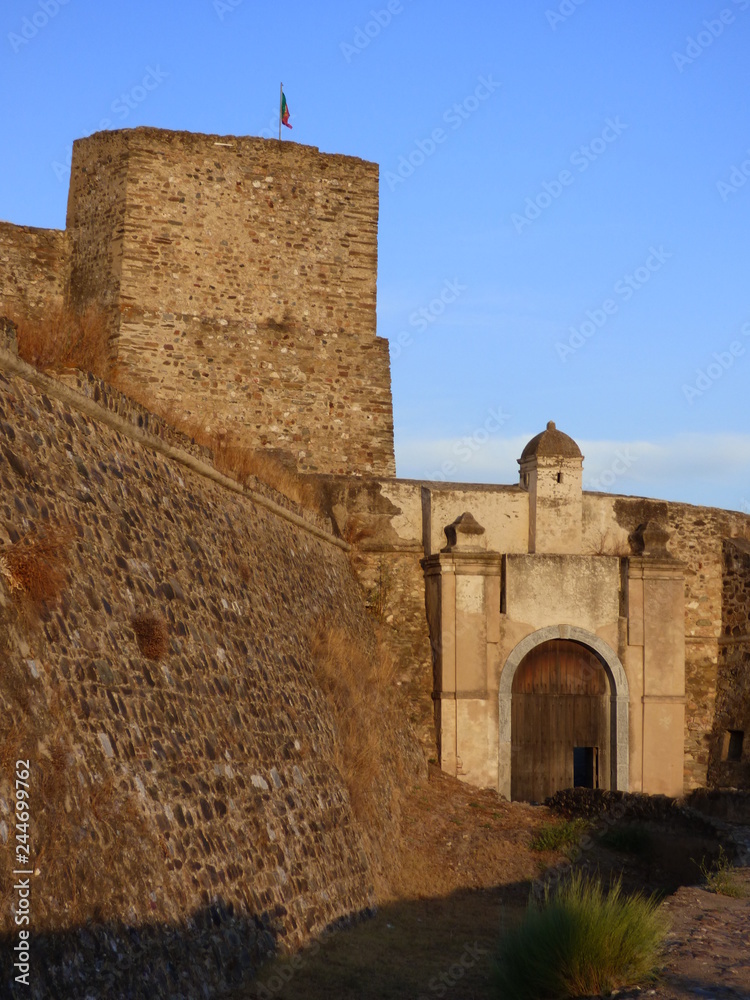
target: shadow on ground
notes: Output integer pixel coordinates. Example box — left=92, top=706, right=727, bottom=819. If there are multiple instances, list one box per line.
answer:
left=4, top=866, right=748, bottom=1000
left=0, top=883, right=523, bottom=1000
left=235, top=884, right=525, bottom=1000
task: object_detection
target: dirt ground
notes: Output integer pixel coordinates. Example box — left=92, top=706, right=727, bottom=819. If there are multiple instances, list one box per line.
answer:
left=237, top=766, right=750, bottom=1000
left=654, top=871, right=750, bottom=1000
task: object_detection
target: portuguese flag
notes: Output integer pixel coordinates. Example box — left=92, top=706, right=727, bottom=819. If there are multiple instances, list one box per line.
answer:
left=281, top=91, right=292, bottom=129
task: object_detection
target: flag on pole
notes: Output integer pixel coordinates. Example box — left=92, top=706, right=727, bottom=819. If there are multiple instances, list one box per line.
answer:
left=281, top=91, right=292, bottom=129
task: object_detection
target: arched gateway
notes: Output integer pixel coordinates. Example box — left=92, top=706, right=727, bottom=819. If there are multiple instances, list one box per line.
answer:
left=421, top=422, right=684, bottom=800
left=498, top=626, right=629, bottom=801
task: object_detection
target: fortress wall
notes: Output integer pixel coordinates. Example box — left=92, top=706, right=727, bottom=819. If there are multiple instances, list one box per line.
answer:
left=65, top=135, right=128, bottom=321
left=66, top=128, right=395, bottom=476
left=0, top=358, right=392, bottom=998
left=352, top=547, right=435, bottom=752
left=585, top=493, right=750, bottom=789
left=710, top=538, right=750, bottom=787
left=319, top=476, right=436, bottom=752
left=0, top=221, right=67, bottom=321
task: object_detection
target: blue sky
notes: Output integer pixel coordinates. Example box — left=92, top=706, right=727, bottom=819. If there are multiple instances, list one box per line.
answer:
left=2, top=0, right=750, bottom=510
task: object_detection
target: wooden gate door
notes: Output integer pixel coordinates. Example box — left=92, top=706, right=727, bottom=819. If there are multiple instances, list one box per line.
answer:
left=511, top=639, right=610, bottom=802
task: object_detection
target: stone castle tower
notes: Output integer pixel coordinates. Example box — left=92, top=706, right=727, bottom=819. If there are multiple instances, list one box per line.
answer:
left=1, top=127, right=396, bottom=476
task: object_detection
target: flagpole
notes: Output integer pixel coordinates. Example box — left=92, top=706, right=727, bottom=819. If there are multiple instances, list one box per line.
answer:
left=279, top=82, right=283, bottom=141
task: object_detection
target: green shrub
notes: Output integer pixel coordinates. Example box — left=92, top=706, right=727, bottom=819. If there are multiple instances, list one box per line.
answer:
left=697, top=847, right=744, bottom=898
left=598, top=823, right=653, bottom=857
left=492, top=873, right=669, bottom=999
left=530, top=818, right=589, bottom=853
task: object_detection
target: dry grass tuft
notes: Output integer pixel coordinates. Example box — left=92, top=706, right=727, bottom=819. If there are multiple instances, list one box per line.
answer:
left=114, top=391, right=323, bottom=512
left=13, top=304, right=112, bottom=378
left=131, top=612, right=169, bottom=661
left=211, top=433, right=322, bottom=510
left=2, top=525, right=72, bottom=613
left=365, top=557, right=393, bottom=622
left=697, top=847, right=746, bottom=898
left=309, top=622, right=402, bottom=824
left=591, top=530, right=632, bottom=557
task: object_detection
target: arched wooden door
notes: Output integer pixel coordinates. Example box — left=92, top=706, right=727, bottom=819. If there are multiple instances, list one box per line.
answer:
left=511, top=639, right=610, bottom=802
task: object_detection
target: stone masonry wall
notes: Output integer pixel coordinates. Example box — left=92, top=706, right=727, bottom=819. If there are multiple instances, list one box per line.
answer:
left=318, top=475, right=436, bottom=754
left=0, top=222, right=66, bottom=321
left=64, top=137, right=128, bottom=329
left=66, top=128, right=395, bottom=477
left=595, top=494, right=750, bottom=790
left=0, top=357, right=391, bottom=999
left=352, top=548, right=435, bottom=754
left=709, top=538, right=750, bottom=788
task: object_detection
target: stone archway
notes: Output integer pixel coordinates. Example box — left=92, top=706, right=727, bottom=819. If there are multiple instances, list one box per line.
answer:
left=498, top=625, right=629, bottom=800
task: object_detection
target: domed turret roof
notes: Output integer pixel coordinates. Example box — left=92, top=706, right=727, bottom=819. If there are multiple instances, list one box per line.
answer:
left=520, top=421, right=582, bottom=461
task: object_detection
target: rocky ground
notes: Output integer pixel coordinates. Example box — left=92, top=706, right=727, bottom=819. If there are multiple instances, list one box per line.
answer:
left=627, top=870, right=750, bottom=1000
left=239, top=767, right=750, bottom=1000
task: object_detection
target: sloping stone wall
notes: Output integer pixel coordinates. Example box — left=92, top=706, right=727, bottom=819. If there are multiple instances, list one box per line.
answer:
left=0, top=356, right=392, bottom=998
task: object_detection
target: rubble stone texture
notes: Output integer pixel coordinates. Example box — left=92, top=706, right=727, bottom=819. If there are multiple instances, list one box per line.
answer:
left=0, top=362, right=380, bottom=998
